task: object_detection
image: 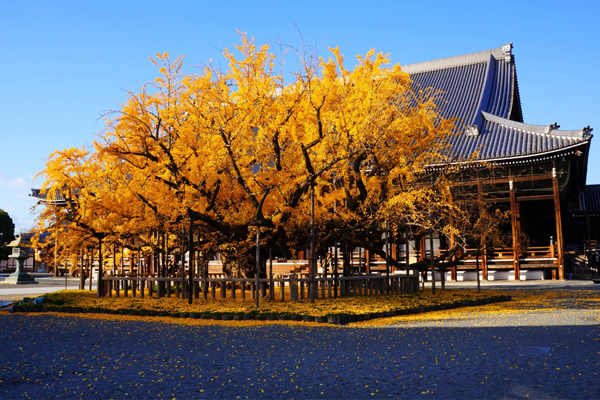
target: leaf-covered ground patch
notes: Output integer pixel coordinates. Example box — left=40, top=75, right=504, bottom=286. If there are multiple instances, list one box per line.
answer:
left=36, top=289, right=501, bottom=320
left=355, top=288, right=600, bottom=327
left=9, top=286, right=600, bottom=327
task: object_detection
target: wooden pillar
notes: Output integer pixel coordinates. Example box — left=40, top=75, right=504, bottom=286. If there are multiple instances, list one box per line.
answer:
left=552, top=168, right=565, bottom=279
left=509, top=181, right=521, bottom=280
left=365, top=249, right=370, bottom=274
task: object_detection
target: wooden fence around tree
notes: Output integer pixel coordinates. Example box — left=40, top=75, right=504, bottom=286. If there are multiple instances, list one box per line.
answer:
left=100, top=274, right=420, bottom=301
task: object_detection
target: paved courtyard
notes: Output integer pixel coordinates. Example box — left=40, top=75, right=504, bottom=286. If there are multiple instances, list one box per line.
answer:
left=0, top=281, right=599, bottom=399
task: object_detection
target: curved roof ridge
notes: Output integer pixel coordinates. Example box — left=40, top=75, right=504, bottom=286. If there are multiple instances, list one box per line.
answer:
left=402, top=44, right=511, bottom=74
left=481, top=111, right=591, bottom=139
left=405, top=58, right=487, bottom=75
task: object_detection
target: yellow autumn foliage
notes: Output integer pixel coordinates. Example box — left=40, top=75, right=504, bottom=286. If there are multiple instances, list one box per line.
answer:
left=33, top=33, right=457, bottom=275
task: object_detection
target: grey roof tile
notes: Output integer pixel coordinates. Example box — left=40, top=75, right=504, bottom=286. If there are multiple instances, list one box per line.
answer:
left=404, top=44, right=592, bottom=163
left=570, top=185, right=600, bottom=214
left=449, top=112, right=592, bottom=162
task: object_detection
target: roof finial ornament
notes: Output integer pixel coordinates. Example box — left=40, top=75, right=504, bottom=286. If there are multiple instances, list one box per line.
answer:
left=501, top=43, right=513, bottom=63
left=466, top=125, right=479, bottom=136
left=545, top=122, right=560, bottom=134
left=581, top=126, right=593, bottom=137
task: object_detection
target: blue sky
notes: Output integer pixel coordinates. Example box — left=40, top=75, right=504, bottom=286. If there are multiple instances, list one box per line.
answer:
left=1, top=0, right=598, bottom=233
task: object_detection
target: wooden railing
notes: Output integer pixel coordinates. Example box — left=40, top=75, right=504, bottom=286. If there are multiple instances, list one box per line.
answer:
left=100, top=273, right=420, bottom=300
left=458, top=246, right=558, bottom=268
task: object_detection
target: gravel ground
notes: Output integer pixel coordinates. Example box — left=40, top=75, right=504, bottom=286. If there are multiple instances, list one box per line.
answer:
left=0, top=283, right=599, bottom=399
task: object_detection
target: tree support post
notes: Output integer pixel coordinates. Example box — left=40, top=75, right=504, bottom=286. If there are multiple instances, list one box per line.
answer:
left=310, top=182, right=316, bottom=303
left=269, top=248, right=274, bottom=300
left=477, top=179, right=488, bottom=281
left=188, top=219, right=194, bottom=305
left=385, top=220, right=390, bottom=294
left=429, top=212, right=436, bottom=295
left=334, top=242, right=339, bottom=299
left=96, top=237, right=103, bottom=297
left=255, top=225, right=260, bottom=308
left=79, top=248, right=85, bottom=290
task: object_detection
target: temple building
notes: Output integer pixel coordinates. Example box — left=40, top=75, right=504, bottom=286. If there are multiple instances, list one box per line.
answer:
left=402, top=43, right=594, bottom=280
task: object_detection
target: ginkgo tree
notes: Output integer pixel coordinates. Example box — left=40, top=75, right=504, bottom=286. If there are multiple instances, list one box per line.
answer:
left=35, top=33, right=458, bottom=296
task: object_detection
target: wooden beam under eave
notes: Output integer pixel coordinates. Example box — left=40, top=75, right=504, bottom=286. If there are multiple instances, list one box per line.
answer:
left=454, top=173, right=554, bottom=187
left=484, top=194, right=555, bottom=203
left=517, top=194, right=556, bottom=202
left=510, top=181, right=521, bottom=280
left=552, top=169, right=565, bottom=279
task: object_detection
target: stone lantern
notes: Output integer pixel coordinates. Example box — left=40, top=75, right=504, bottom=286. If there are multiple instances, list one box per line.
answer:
left=4, top=236, right=37, bottom=284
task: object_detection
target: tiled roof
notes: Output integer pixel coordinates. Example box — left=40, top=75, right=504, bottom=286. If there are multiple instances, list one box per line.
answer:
left=406, top=59, right=488, bottom=126
left=404, top=44, right=519, bottom=125
left=572, top=185, right=600, bottom=215
left=452, top=112, right=592, bottom=162
left=403, top=43, right=591, bottom=163
left=30, top=188, right=67, bottom=205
